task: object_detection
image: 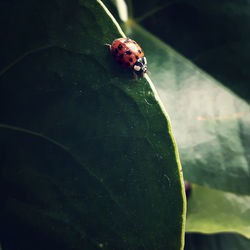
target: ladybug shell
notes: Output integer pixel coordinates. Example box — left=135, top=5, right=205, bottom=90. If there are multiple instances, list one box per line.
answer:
left=110, top=38, right=144, bottom=69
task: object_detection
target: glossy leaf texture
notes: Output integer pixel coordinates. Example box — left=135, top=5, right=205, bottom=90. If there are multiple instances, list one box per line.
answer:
left=116, top=0, right=250, bottom=244
left=0, top=0, right=185, bottom=250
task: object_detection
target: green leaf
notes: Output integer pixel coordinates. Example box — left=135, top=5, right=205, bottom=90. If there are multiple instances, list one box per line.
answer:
left=186, top=184, right=250, bottom=238
left=122, top=21, right=250, bottom=195
left=0, top=0, right=185, bottom=249
left=185, top=232, right=250, bottom=250
left=130, top=0, right=250, bottom=102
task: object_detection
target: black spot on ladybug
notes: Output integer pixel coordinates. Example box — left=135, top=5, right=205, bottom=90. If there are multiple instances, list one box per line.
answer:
left=126, top=62, right=130, bottom=67
left=119, top=54, right=124, bottom=59
left=138, top=50, right=141, bottom=54
left=115, top=48, right=118, bottom=54
left=133, top=41, right=136, bottom=44
left=118, top=44, right=123, bottom=50
left=118, top=60, right=122, bottom=64
left=129, top=58, right=133, bottom=62
left=136, top=56, right=139, bottom=59
left=126, top=50, right=132, bottom=55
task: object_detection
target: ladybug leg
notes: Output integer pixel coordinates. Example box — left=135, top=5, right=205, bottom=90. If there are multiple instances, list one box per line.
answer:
left=104, top=43, right=111, bottom=50
left=133, top=71, right=138, bottom=81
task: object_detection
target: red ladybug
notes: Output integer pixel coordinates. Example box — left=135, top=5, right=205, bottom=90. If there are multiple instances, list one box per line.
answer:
left=105, top=38, right=147, bottom=78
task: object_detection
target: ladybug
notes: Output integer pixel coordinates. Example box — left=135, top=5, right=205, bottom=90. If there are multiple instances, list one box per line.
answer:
left=105, top=38, right=147, bottom=78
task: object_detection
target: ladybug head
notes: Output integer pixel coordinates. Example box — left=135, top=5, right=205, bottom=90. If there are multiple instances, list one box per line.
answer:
left=133, top=57, right=147, bottom=77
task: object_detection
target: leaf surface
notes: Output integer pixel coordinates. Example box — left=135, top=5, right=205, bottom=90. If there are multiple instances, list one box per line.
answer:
left=185, top=232, right=250, bottom=250
left=0, top=0, right=185, bottom=249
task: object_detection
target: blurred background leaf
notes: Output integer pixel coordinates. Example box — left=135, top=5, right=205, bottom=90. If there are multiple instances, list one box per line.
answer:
left=130, top=0, right=250, bottom=103
left=0, top=0, right=185, bottom=249
left=185, top=232, right=250, bottom=250
left=186, top=184, right=250, bottom=238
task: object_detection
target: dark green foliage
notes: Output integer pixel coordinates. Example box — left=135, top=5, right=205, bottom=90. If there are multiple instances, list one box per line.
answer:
left=0, top=0, right=185, bottom=249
